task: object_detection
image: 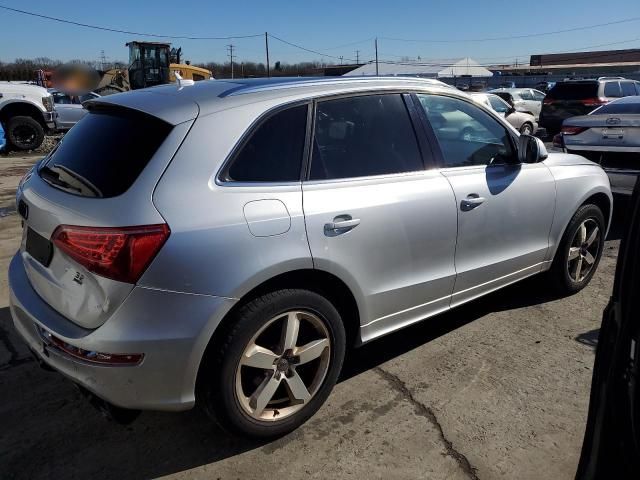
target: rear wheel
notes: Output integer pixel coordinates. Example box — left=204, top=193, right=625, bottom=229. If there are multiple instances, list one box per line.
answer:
left=6, top=116, right=45, bottom=151
left=200, top=289, right=346, bottom=438
left=549, top=204, right=605, bottom=294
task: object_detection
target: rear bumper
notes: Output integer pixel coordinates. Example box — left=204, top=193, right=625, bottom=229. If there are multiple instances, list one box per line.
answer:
left=9, top=253, right=236, bottom=411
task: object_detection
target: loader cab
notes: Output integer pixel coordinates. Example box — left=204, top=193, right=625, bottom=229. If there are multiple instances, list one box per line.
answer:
left=127, top=41, right=171, bottom=90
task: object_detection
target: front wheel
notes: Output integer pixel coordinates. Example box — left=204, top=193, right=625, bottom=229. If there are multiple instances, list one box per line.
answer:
left=200, top=289, right=346, bottom=438
left=6, top=116, right=45, bottom=151
left=549, top=204, right=605, bottom=295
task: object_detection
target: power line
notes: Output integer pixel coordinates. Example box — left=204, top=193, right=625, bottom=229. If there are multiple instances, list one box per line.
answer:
left=0, top=4, right=262, bottom=40
left=380, top=16, right=640, bottom=43
left=268, top=33, right=356, bottom=61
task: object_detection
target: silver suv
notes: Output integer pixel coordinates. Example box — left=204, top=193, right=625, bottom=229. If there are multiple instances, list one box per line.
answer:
left=10, top=77, right=612, bottom=438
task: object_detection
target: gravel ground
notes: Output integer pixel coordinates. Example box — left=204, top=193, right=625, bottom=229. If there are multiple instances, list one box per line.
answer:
left=0, top=154, right=628, bottom=480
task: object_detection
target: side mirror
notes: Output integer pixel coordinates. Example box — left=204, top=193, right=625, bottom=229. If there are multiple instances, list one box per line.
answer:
left=518, top=135, right=548, bottom=163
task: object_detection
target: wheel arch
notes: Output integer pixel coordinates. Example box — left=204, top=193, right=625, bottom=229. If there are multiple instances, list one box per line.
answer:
left=0, top=100, right=47, bottom=127
left=548, top=186, right=612, bottom=264
left=195, top=268, right=362, bottom=398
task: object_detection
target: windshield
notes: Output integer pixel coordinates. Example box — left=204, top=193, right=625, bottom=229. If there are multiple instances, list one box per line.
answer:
left=592, top=101, right=640, bottom=115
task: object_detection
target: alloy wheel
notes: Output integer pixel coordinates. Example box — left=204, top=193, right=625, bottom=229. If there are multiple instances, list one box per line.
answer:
left=567, top=218, right=601, bottom=283
left=235, top=310, right=331, bottom=421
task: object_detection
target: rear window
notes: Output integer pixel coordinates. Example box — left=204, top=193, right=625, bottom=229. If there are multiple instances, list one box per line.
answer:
left=593, top=101, right=640, bottom=115
left=40, top=109, right=172, bottom=198
left=547, top=82, right=598, bottom=100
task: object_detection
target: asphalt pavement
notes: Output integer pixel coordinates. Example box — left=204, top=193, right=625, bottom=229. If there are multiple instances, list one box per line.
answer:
left=0, top=153, right=628, bottom=480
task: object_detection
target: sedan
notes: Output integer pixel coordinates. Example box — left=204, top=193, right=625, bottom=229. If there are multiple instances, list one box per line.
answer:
left=49, top=89, right=100, bottom=131
left=471, top=92, right=537, bottom=135
left=560, top=96, right=640, bottom=195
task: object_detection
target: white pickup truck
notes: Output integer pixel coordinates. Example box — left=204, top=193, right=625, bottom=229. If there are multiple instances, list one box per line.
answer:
left=0, top=82, right=57, bottom=150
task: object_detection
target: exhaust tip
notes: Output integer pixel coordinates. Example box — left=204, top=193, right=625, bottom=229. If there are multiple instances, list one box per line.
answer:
left=74, top=384, right=141, bottom=425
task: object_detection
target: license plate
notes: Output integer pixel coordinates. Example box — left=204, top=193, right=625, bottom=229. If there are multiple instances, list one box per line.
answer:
left=26, top=227, right=53, bottom=267
left=603, top=128, right=624, bottom=139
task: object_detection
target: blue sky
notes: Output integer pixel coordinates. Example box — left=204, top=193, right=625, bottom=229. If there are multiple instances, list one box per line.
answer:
left=0, top=1, right=639, bottom=65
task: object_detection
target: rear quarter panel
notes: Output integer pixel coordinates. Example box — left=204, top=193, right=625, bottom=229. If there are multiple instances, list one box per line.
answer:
left=146, top=101, right=314, bottom=299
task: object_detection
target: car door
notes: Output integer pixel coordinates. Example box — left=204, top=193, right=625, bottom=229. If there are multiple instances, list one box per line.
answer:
left=530, top=90, right=545, bottom=119
left=415, top=93, right=556, bottom=306
left=302, top=93, right=458, bottom=341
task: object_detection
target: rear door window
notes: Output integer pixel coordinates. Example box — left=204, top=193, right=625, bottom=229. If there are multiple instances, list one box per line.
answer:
left=547, top=82, right=598, bottom=100
left=519, top=90, right=534, bottom=101
left=604, top=82, right=622, bottom=98
left=621, top=81, right=637, bottom=96
left=40, top=109, right=172, bottom=198
left=309, top=94, right=424, bottom=180
left=225, top=104, right=308, bottom=182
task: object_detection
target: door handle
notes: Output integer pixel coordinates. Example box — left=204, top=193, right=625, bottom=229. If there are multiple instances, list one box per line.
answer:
left=460, top=194, right=485, bottom=211
left=324, top=215, right=360, bottom=235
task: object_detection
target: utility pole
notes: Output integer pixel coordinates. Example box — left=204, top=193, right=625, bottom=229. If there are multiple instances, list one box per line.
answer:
left=227, top=44, right=235, bottom=79
left=375, top=38, right=379, bottom=76
left=339, top=55, right=344, bottom=65
left=265, top=32, right=270, bottom=78
left=355, top=50, right=360, bottom=64
left=99, top=50, right=107, bottom=70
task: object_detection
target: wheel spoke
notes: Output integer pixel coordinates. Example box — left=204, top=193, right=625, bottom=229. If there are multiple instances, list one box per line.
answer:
left=240, top=344, right=279, bottom=369
left=574, top=256, right=583, bottom=281
left=568, top=247, right=580, bottom=261
left=586, top=226, right=599, bottom=247
left=249, top=375, right=281, bottom=416
left=578, top=223, right=587, bottom=244
left=280, top=312, right=300, bottom=352
left=584, top=252, right=595, bottom=265
left=284, top=372, right=311, bottom=403
left=295, top=338, right=329, bottom=365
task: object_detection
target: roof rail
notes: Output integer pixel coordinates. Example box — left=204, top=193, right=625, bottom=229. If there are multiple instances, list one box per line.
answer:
left=223, top=76, right=452, bottom=97
left=597, top=76, right=626, bottom=81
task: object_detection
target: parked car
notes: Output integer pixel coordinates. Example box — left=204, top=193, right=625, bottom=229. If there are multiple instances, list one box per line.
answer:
left=471, top=92, right=537, bottom=135
left=0, top=82, right=57, bottom=150
left=490, top=88, right=546, bottom=120
left=49, top=89, right=100, bottom=130
left=540, top=77, right=640, bottom=134
left=576, top=179, right=640, bottom=480
left=10, top=77, right=611, bottom=439
left=559, top=95, right=640, bottom=195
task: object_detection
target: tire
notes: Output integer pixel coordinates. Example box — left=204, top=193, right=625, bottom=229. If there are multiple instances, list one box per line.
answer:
left=519, top=122, right=533, bottom=135
left=6, top=116, right=45, bottom=151
left=200, top=289, right=346, bottom=438
left=549, top=204, right=605, bottom=295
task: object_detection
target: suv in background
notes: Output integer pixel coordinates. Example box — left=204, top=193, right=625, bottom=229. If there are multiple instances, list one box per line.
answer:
left=540, top=77, right=640, bottom=133
left=0, top=82, right=57, bottom=150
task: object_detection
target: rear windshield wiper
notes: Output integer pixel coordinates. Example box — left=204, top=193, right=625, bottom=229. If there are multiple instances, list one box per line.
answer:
left=39, top=165, right=82, bottom=194
left=39, top=164, right=102, bottom=198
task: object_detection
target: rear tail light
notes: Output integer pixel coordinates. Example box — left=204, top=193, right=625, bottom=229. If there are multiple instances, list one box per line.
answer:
left=52, top=224, right=170, bottom=284
left=581, top=98, right=607, bottom=107
left=543, top=98, right=555, bottom=105
left=561, top=126, right=588, bottom=135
